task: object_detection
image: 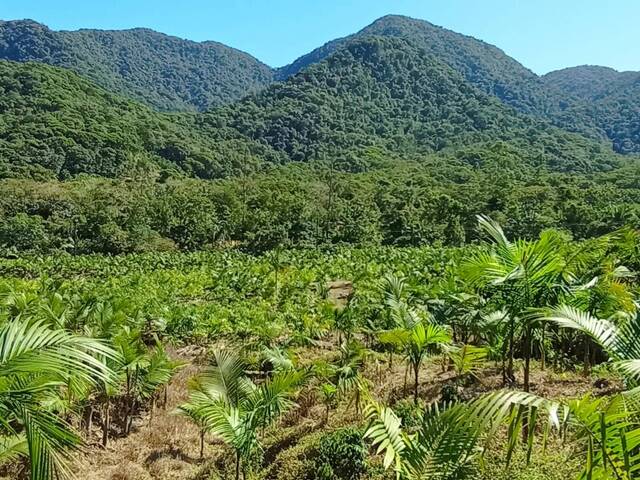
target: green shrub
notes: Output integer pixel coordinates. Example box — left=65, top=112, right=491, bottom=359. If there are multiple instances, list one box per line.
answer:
left=0, top=213, right=47, bottom=251
left=311, top=428, right=367, bottom=480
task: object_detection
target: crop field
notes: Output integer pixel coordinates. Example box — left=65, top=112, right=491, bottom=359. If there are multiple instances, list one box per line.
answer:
left=3, top=219, right=640, bottom=479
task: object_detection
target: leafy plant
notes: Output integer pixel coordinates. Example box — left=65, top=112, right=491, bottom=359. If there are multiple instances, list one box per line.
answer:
left=178, top=348, right=307, bottom=479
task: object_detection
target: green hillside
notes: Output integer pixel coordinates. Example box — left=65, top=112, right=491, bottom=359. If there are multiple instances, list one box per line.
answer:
left=279, top=15, right=566, bottom=117
left=0, top=60, right=285, bottom=179
left=280, top=15, right=639, bottom=154
left=544, top=66, right=640, bottom=154
left=213, top=36, right=617, bottom=172
left=0, top=38, right=638, bottom=254
left=0, top=19, right=274, bottom=111
left=0, top=37, right=621, bottom=180
left=0, top=16, right=638, bottom=254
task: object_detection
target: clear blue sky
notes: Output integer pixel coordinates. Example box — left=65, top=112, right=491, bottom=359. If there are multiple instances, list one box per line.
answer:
left=2, top=0, right=639, bottom=74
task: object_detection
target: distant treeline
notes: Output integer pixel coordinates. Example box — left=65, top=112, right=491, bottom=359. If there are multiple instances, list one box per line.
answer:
left=1, top=152, right=638, bottom=254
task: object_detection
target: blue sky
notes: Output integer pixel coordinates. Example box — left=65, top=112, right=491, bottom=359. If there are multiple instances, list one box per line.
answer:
left=2, top=0, right=639, bottom=74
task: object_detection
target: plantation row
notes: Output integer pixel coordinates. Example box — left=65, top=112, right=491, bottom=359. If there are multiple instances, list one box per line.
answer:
left=1, top=217, right=640, bottom=479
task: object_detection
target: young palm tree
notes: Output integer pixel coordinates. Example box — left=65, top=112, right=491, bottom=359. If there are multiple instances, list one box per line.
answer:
left=318, top=382, right=338, bottom=424
left=365, top=388, right=640, bottom=480
left=448, top=344, right=488, bottom=380
left=178, top=349, right=306, bottom=480
left=334, top=341, right=370, bottom=414
left=545, top=305, right=640, bottom=383
left=364, top=390, right=545, bottom=480
left=0, top=319, right=117, bottom=480
left=380, top=322, right=450, bottom=404
left=462, top=215, right=566, bottom=390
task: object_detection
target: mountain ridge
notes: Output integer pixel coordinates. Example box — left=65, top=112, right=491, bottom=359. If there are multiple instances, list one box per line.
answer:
left=0, top=14, right=639, bottom=158
left=0, top=18, right=275, bottom=111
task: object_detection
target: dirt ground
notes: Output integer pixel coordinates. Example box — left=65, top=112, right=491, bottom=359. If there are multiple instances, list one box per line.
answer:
left=71, top=345, right=620, bottom=480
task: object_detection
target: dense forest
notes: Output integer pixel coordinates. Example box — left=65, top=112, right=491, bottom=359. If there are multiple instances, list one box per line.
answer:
left=543, top=66, right=640, bottom=154
left=2, top=15, right=639, bottom=154
left=0, top=29, right=638, bottom=254
left=2, top=153, right=640, bottom=255
left=0, top=19, right=274, bottom=111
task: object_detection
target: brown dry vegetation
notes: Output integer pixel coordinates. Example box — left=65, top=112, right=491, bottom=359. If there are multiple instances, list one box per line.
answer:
left=71, top=341, right=618, bottom=480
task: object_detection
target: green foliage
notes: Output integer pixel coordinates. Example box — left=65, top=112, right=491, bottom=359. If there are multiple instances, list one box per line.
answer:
left=0, top=318, right=118, bottom=480
left=0, top=224, right=638, bottom=479
left=0, top=60, right=268, bottom=179
left=280, top=15, right=563, bottom=117
left=312, top=428, right=367, bottom=480
left=0, top=19, right=274, bottom=111
left=3, top=150, right=640, bottom=254
left=0, top=213, right=47, bottom=250
left=178, top=349, right=307, bottom=478
left=544, top=66, right=640, bottom=154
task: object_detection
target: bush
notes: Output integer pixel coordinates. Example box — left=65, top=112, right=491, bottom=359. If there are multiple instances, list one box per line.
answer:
left=391, top=399, right=423, bottom=428
left=0, top=213, right=48, bottom=251
left=311, top=428, right=367, bottom=480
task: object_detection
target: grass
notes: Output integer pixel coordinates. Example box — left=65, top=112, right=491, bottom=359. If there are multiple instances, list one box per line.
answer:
left=68, top=343, right=612, bottom=480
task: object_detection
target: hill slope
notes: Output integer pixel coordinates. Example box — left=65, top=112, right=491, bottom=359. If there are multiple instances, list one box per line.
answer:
left=0, top=36, right=622, bottom=180
left=0, top=19, right=275, bottom=111
left=279, top=15, right=567, bottom=118
left=279, top=15, right=640, bottom=154
left=211, top=36, right=617, bottom=172
left=544, top=66, right=640, bottom=154
left=0, top=60, right=282, bottom=179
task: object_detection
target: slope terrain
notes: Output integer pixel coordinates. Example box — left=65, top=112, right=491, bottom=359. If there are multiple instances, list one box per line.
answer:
left=279, top=15, right=566, bottom=117
left=544, top=66, right=640, bottom=154
left=0, top=19, right=274, bottom=111
left=0, top=36, right=621, bottom=180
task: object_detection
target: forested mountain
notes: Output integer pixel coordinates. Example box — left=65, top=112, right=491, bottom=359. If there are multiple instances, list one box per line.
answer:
left=543, top=66, right=640, bottom=154
left=279, top=15, right=566, bottom=117
left=0, top=19, right=274, bottom=111
left=0, top=60, right=285, bottom=179
left=2, top=15, right=638, bottom=156
left=0, top=14, right=639, bottom=253
left=0, top=37, right=620, bottom=180
left=210, top=36, right=616, bottom=173
left=280, top=15, right=640, bottom=154
left=544, top=65, right=640, bottom=100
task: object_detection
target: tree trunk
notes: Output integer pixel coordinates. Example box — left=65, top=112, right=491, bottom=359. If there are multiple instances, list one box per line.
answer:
left=540, top=324, right=546, bottom=371
left=413, top=362, right=420, bottom=404
left=199, top=429, right=205, bottom=459
left=501, top=332, right=508, bottom=384
left=583, top=336, right=591, bottom=376
left=149, top=396, right=155, bottom=427
left=506, top=317, right=515, bottom=385
left=235, top=452, right=241, bottom=480
left=524, top=326, right=531, bottom=392
left=102, top=399, right=110, bottom=447
left=84, top=405, right=93, bottom=437
left=403, top=364, right=409, bottom=396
